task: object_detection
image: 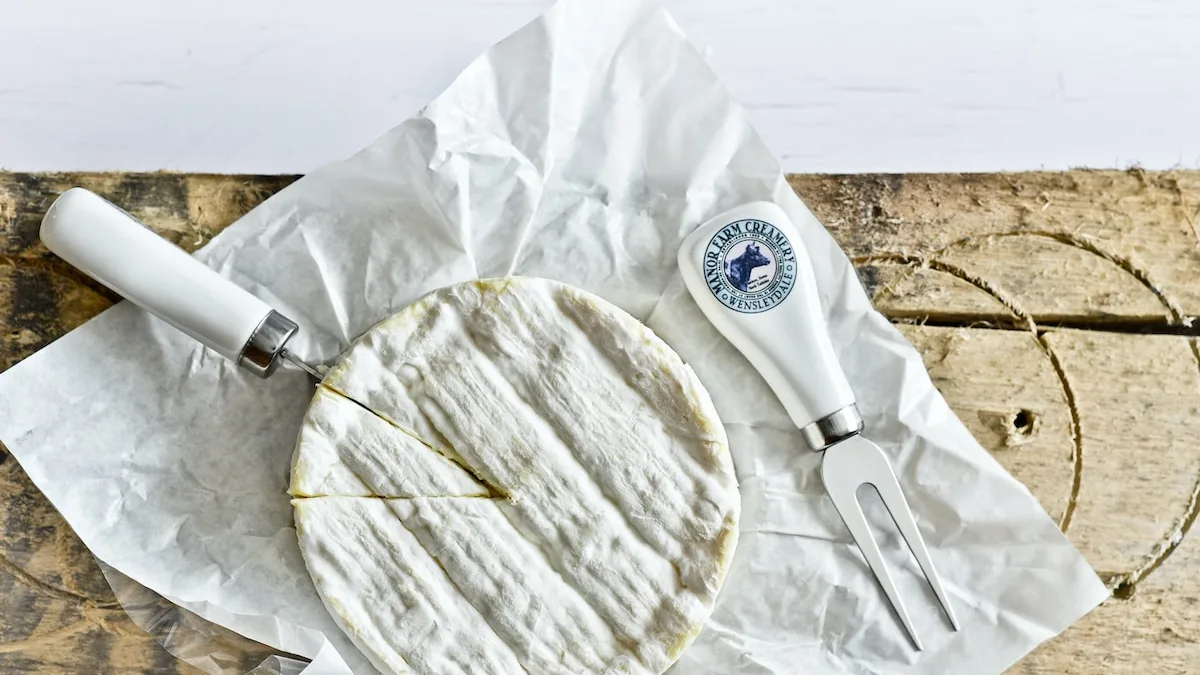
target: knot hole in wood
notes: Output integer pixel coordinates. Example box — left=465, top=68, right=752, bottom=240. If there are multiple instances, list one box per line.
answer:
left=977, top=408, right=1042, bottom=448
left=1012, top=409, right=1038, bottom=439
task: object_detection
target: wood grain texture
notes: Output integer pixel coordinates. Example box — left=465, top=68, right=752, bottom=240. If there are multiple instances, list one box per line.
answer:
left=2, top=169, right=1199, bottom=673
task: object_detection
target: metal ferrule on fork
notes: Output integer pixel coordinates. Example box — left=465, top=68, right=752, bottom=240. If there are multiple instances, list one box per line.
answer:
left=800, top=404, right=865, bottom=452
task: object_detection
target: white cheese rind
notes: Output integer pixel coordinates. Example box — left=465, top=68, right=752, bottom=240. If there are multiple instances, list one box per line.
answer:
left=296, top=277, right=740, bottom=675
left=289, top=386, right=487, bottom=498
left=388, top=498, right=652, bottom=675
left=294, top=497, right=525, bottom=675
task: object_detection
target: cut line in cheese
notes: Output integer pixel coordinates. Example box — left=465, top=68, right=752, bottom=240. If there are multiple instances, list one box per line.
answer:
left=291, top=386, right=489, bottom=498
left=292, top=277, right=740, bottom=675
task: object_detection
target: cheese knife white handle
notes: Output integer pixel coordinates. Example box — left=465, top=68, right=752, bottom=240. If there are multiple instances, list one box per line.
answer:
left=677, top=201, right=861, bottom=449
left=40, top=187, right=299, bottom=378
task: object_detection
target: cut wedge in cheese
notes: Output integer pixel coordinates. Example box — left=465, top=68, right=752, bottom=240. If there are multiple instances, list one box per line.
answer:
left=291, top=277, right=740, bottom=675
left=291, top=386, right=489, bottom=498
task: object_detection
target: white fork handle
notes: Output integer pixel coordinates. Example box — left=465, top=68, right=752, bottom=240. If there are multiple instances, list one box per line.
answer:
left=40, top=187, right=292, bottom=375
left=678, top=201, right=857, bottom=441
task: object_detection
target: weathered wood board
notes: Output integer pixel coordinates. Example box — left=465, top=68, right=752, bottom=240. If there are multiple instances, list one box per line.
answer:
left=2, top=170, right=1199, bottom=673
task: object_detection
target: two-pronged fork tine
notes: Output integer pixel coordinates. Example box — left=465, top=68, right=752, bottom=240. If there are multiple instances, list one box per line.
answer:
left=821, top=435, right=961, bottom=650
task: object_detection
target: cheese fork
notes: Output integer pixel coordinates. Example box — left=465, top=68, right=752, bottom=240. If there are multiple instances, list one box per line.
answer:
left=677, top=201, right=960, bottom=650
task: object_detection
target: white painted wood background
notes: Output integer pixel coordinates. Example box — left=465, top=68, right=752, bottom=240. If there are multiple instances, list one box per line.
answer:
left=1, top=0, right=1197, bottom=174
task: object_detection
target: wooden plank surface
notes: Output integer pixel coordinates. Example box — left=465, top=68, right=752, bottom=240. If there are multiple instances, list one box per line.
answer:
left=2, top=170, right=1199, bottom=673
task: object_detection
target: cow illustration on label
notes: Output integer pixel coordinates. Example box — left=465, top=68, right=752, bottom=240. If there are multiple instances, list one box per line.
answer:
left=724, top=242, right=770, bottom=292
left=702, top=217, right=798, bottom=314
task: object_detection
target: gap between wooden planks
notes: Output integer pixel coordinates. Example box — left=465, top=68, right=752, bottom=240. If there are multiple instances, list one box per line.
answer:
left=2, top=170, right=1199, bottom=674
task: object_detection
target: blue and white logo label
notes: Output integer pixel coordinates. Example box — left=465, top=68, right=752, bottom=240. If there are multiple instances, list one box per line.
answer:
left=703, top=218, right=797, bottom=313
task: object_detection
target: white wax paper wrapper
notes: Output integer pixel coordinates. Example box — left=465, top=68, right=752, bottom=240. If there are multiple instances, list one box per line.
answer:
left=0, top=0, right=1107, bottom=672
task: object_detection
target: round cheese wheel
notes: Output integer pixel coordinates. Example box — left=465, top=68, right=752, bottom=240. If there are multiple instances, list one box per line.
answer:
left=291, top=277, right=740, bottom=675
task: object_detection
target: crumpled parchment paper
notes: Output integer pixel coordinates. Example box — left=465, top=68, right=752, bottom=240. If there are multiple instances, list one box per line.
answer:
left=0, top=0, right=1108, bottom=672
